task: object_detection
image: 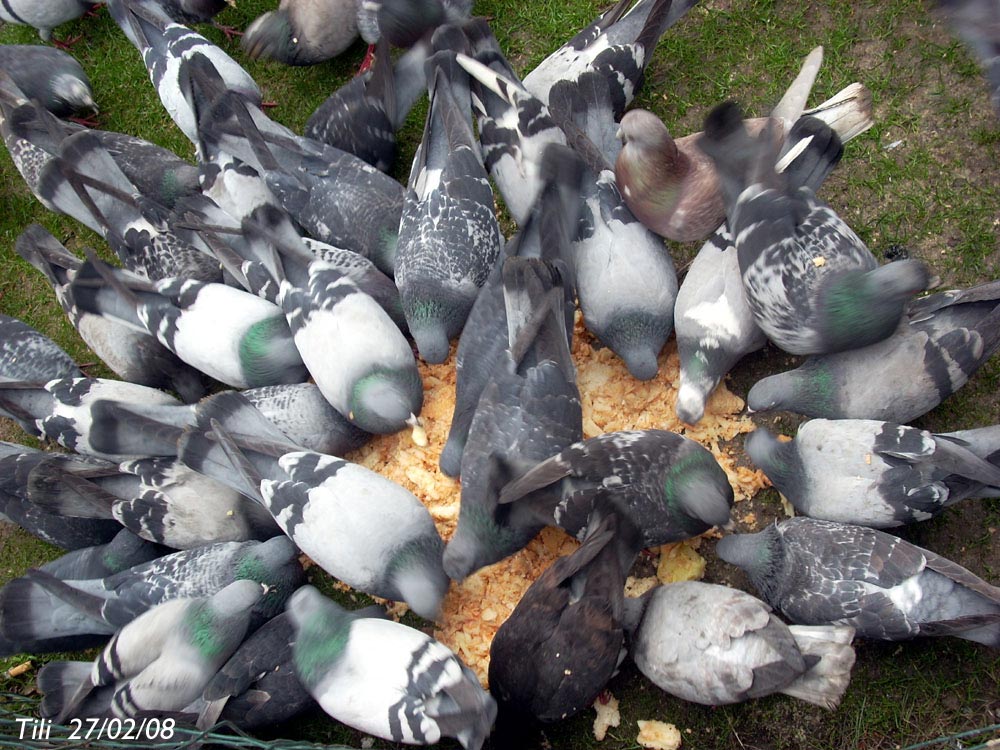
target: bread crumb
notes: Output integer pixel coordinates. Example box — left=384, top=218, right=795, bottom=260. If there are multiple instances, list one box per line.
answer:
left=625, top=575, right=660, bottom=598
left=813, top=256, right=826, bottom=267
left=656, top=541, right=706, bottom=584
left=637, top=720, right=682, bottom=750
left=592, top=692, right=620, bottom=741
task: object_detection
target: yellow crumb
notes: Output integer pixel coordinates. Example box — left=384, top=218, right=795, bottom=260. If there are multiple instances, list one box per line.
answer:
left=813, top=256, right=827, bottom=267
left=656, top=541, right=706, bottom=584
left=637, top=720, right=683, bottom=750
left=592, top=692, right=621, bottom=741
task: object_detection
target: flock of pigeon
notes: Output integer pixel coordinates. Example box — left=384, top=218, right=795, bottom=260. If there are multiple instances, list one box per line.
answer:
left=0, top=0, right=998, bottom=746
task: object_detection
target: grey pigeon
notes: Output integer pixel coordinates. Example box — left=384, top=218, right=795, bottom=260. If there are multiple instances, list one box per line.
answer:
left=0, top=45, right=95, bottom=118
left=107, top=0, right=261, bottom=152
left=395, top=43, right=502, bottom=363
left=488, top=509, right=637, bottom=722
left=0, top=535, right=304, bottom=656
left=0, top=72, right=66, bottom=204
left=498, top=429, right=734, bottom=550
left=0, top=313, right=81, bottom=387
left=242, top=0, right=359, bottom=65
left=369, top=0, right=470, bottom=48
left=935, top=0, right=1000, bottom=116
left=0, top=0, right=93, bottom=41
left=630, top=581, right=856, bottom=708
left=456, top=34, right=568, bottom=226
left=15, top=225, right=207, bottom=403
left=746, top=278, right=1000, bottom=421
left=746, top=419, right=1000, bottom=528
left=178, top=392, right=448, bottom=619
left=36, top=528, right=167, bottom=582
left=278, top=261, right=423, bottom=435
left=697, top=101, right=930, bottom=355
left=0, top=442, right=121, bottom=554
left=437, top=143, right=585, bottom=478
left=26, top=453, right=281, bottom=548
left=196, top=611, right=317, bottom=730
left=68, top=256, right=308, bottom=390
left=522, top=0, right=698, bottom=117
left=304, top=37, right=399, bottom=170
left=716, top=517, right=1000, bottom=646
left=41, top=578, right=263, bottom=723
left=0, top=375, right=193, bottom=458
left=287, top=585, right=496, bottom=749
left=674, top=91, right=877, bottom=424
left=443, top=256, right=582, bottom=582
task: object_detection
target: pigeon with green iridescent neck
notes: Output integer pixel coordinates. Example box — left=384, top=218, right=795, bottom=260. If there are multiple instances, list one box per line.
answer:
left=39, top=579, right=264, bottom=723
left=395, top=43, right=502, bottom=364
left=443, top=256, right=582, bottom=582
left=747, top=279, right=1000, bottom=422
left=288, top=585, right=496, bottom=749
left=68, top=255, right=308, bottom=390
left=697, top=101, right=930, bottom=355
left=716, top=518, right=1000, bottom=646
left=746, top=420, right=1000, bottom=528
left=178, top=392, right=447, bottom=619
left=498, top=429, right=734, bottom=551
left=629, top=581, right=856, bottom=708
left=0, top=536, right=304, bottom=657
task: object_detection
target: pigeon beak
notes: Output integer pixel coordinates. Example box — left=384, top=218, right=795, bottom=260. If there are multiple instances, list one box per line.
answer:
left=615, top=127, right=624, bottom=141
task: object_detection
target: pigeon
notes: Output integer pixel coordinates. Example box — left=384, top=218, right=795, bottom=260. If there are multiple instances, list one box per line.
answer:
left=0, top=72, right=66, bottom=204
left=395, top=45, right=503, bottom=363
left=0, top=314, right=81, bottom=386
left=746, top=278, right=1000, bottom=421
left=33, top=527, right=167, bottom=581
left=277, top=260, right=423, bottom=436
left=178, top=392, right=448, bottom=619
left=40, top=578, right=264, bottom=723
left=0, top=0, right=94, bottom=42
left=36, top=132, right=223, bottom=282
left=456, top=37, right=568, bottom=226
left=196, top=611, right=317, bottom=730
left=286, top=585, right=497, bottom=749
left=629, top=581, right=856, bottom=708
left=242, top=0, right=360, bottom=65
left=15, top=225, right=207, bottom=403
left=0, top=45, right=96, bottom=118
left=745, top=419, right=1000, bottom=528
left=304, top=37, right=399, bottom=170
left=488, top=509, right=637, bottom=722
left=0, top=442, right=122, bottom=553
left=673, top=88, right=876, bottom=424
left=522, top=0, right=698, bottom=117
left=366, top=0, right=470, bottom=48
left=0, top=536, right=304, bottom=656
left=716, top=517, right=1000, bottom=646
left=68, top=256, right=309, bottom=390
left=697, top=101, right=931, bottom=355
left=442, top=257, right=582, bottom=581
left=107, top=0, right=261, bottom=151
left=935, top=0, right=1000, bottom=116
left=25, top=452, right=282, bottom=548
left=437, top=142, right=585, bottom=478
left=498, top=429, right=734, bottom=549
left=0, top=375, right=193, bottom=458
left=614, top=45, right=825, bottom=243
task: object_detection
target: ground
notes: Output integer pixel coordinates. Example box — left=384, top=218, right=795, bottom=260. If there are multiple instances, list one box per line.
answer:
left=0, top=0, right=999, bottom=748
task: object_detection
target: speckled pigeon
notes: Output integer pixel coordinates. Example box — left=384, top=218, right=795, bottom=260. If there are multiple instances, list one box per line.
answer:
left=716, top=517, right=1000, bottom=646
left=630, top=581, right=856, bottom=708
left=698, top=101, right=930, bottom=355
left=395, top=43, right=503, bottom=364
left=287, top=585, right=496, bottom=749
left=0, top=313, right=81, bottom=387
left=746, top=419, right=1000, bottom=528
left=747, top=278, right=1000, bottom=421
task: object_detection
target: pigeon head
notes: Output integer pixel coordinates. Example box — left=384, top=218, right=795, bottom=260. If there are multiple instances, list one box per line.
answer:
left=347, top=366, right=424, bottom=434
left=242, top=11, right=303, bottom=65
left=747, top=360, right=838, bottom=417
left=443, top=503, right=541, bottom=582
left=665, top=449, right=734, bottom=531
left=592, top=308, right=672, bottom=381
left=385, top=534, right=449, bottom=621
left=233, top=536, right=306, bottom=620
left=286, top=585, right=353, bottom=690
left=403, top=283, right=472, bottom=364
left=715, top=525, right=784, bottom=599
left=675, top=380, right=708, bottom=425
left=815, top=260, right=930, bottom=353
left=615, top=109, right=686, bottom=207
left=744, top=427, right=800, bottom=488
left=50, top=73, right=96, bottom=116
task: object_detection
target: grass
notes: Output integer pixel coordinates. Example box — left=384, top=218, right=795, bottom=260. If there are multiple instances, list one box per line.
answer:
left=0, top=0, right=999, bottom=748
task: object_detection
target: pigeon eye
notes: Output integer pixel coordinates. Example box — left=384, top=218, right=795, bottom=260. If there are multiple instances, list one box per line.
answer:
left=291, top=36, right=298, bottom=44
